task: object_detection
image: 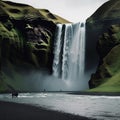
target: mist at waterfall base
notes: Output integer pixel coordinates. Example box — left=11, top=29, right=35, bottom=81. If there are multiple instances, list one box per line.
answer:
left=26, top=70, right=89, bottom=91
left=24, top=22, right=89, bottom=91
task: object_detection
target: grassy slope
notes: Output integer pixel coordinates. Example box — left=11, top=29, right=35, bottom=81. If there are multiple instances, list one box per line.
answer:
left=39, top=9, right=70, bottom=23
left=87, top=0, right=120, bottom=23
left=1, top=1, right=40, bottom=19
left=90, top=72, right=120, bottom=92
left=90, top=45, right=120, bottom=92
left=1, top=1, right=69, bottom=23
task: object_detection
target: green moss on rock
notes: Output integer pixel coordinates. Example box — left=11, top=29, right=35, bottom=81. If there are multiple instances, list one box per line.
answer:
left=89, top=35, right=120, bottom=92
left=97, top=24, right=120, bottom=58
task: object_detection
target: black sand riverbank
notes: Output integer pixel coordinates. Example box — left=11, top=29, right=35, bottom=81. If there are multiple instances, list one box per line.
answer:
left=68, top=92, right=120, bottom=96
left=0, top=101, right=94, bottom=120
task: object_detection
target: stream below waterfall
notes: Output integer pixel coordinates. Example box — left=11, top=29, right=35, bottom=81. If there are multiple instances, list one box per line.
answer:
left=0, top=93, right=120, bottom=120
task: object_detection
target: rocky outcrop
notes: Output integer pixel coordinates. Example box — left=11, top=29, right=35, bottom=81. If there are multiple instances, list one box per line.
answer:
left=88, top=0, right=120, bottom=92
left=0, top=1, right=69, bottom=92
left=97, top=24, right=120, bottom=59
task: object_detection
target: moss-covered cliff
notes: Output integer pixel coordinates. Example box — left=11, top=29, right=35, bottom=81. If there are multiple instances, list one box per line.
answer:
left=86, top=0, right=120, bottom=71
left=87, top=0, right=120, bottom=92
left=0, top=1, right=69, bottom=92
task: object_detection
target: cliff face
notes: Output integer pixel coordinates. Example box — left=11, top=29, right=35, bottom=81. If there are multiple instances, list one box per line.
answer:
left=0, top=1, right=69, bottom=92
left=87, top=0, right=120, bottom=92
left=86, top=0, right=120, bottom=71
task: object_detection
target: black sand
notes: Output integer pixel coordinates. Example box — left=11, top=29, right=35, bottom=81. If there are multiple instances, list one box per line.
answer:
left=68, top=91, right=120, bottom=96
left=0, top=101, right=95, bottom=120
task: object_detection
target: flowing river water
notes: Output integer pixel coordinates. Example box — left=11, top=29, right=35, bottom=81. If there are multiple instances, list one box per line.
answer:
left=0, top=93, right=120, bottom=120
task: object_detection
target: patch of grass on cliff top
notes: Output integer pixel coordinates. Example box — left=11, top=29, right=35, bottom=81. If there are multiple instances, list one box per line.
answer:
left=1, top=1, right=42, bottom=19
left=87, top=0, right=120, bottom=22
left=39, top=9, right=70, bottom=23
left=1, top=1, right=70, bottom=23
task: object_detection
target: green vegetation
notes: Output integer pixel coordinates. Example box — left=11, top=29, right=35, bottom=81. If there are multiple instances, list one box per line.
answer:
left=89, top=41, right=120, bottom=92
left=39, top=9, right=70, bottom=23
left=1, top=1, right=42, bottom=20
left=0, top=1, right=69, bottom=22
left=87, top=0, right=120, bottom=23
left=90, top=72, right=120, bottom=92
left=97, top=24, right=120, bottom=58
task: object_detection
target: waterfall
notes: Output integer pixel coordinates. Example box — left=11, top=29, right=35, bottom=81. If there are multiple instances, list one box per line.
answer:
left=53, top=22, right=86, bottom=84
left=52, top=24, right=63, bottom=77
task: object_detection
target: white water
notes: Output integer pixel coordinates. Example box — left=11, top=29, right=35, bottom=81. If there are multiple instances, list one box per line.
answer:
left=52, top=24, right=63, bottom=78
left=53, top=22, right=86, bottom=85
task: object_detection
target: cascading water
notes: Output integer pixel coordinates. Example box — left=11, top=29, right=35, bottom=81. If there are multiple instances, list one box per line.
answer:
left=53, top=22, right=86, bottom=90
left=52, top=24, right=63, bottom=77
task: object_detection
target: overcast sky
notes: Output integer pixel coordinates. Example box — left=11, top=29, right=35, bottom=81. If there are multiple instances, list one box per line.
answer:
left=8, top=0, right=109, bottom=22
